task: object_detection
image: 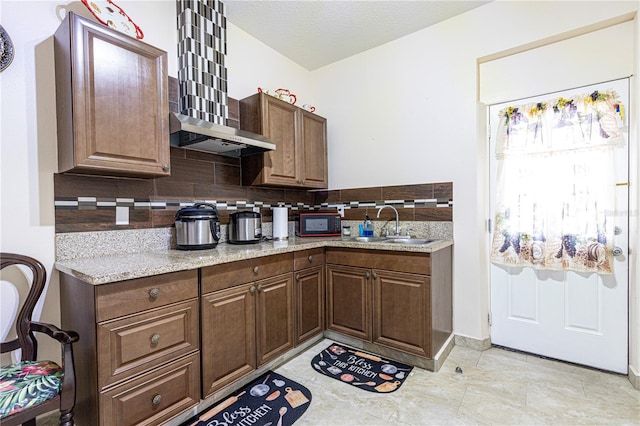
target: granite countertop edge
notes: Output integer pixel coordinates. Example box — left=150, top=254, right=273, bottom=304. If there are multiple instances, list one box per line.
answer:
left=55, top=237, right=453, bottom=285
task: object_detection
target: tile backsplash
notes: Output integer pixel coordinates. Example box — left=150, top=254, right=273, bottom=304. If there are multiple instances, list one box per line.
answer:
left=55, top=76, right=452, bottom=234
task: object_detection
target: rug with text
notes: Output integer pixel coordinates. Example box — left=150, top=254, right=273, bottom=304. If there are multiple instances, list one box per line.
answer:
left=182, top=371, right=311, bottom=426
left=310, top=342, right=414, bottom=393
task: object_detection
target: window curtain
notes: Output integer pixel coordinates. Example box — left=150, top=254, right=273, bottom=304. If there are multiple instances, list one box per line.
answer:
left=490, top=90, right=625, bottom=274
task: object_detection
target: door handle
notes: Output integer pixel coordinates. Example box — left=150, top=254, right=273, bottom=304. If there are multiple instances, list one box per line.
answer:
left=612, top=246, right=624, bottom=257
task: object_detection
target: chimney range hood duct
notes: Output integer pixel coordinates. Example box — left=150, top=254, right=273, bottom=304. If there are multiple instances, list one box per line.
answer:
left=169, top=112, right=276, bottom=157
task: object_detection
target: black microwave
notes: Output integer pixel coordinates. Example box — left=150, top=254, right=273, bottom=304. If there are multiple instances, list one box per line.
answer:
left=297, top=212, right=342, bottom=237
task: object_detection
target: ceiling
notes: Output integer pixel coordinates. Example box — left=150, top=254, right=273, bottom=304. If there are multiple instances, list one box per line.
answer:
left=225, top=1, right=493, bottom=70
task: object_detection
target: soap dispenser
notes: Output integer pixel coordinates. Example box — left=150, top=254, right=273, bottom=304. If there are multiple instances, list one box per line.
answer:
left=363, top=214, right=374, bottom=237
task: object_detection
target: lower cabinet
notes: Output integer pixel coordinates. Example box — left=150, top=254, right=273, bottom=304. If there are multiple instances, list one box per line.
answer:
left=293, top=248, right=325, bottom=345
left=60, top=270, right=200, bottom=426
left=58, top=245, right=449, bottom=423
left=200, top=254, right=294, bottom=398
left=99, top=353, right=200, bottom=425
left=326, top=264, right=371, bottom=341
left=326, top=247, right=452, bottom=359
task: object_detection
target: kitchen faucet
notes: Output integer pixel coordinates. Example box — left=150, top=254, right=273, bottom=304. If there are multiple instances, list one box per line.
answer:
left=376, top=205, right=401, bottom=237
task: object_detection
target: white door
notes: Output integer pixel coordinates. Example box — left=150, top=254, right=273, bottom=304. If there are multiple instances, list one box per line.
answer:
left=489, top=80, right=629, bottom=373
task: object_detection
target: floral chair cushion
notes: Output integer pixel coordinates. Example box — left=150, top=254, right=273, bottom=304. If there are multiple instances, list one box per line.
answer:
left=0, top=360, right=63, bottom=418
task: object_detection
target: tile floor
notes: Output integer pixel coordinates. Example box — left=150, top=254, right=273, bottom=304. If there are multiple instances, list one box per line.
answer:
left=38, top=338, right=640, bottom=425
left=275, top=339, right=639, bottom=425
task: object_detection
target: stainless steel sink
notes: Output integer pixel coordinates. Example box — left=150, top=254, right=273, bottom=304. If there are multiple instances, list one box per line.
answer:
left=384, top=238, right=437, bottom=245
left=347, top=236, right=437, bottom=245
left=348, top=236, right=387, bottom=243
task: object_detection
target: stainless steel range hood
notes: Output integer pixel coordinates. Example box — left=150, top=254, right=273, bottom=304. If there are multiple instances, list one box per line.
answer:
left=169, top=112, right=275, bottom=157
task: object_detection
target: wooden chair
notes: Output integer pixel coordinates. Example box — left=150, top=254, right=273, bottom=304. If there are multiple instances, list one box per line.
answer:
left=0, top=253, right=79, bottom=426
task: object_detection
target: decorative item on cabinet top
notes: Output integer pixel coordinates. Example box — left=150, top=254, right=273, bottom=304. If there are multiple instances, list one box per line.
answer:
left=81, top=0, right=144, bottom=39
left=258, top=87, right=297, bottom=105
left=256, top=87, right=317, bottom=112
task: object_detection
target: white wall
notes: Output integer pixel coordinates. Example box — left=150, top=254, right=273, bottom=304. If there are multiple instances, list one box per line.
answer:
left=2, top=0, right=638, bottom=379
left=0, top=0, right=177, bottom=362
left=301, top=0, right=638, bottom=372
left=226, top=23, right=317, bottom=105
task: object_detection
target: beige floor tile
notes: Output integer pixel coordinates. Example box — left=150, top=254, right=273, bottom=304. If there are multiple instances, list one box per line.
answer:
left=284, top=339, right=639, bottom=426
left=37, top=339, right=640, bottom=426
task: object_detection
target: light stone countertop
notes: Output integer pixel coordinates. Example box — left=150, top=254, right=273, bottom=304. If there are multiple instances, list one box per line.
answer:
left=55, top=237, right=453, bottom=285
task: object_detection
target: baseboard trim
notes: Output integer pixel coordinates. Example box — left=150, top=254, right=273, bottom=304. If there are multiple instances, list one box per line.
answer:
left=454, top=334, right=492, bottom=351
left=629, top=364, right=640, bottom=390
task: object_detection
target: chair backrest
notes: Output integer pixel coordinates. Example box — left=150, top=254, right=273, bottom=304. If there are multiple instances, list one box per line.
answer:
left=0, top=253, right=47, bottom=362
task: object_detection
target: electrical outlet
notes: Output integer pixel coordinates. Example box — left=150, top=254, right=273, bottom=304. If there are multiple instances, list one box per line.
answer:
left=116, top=206, right=129, bottom=225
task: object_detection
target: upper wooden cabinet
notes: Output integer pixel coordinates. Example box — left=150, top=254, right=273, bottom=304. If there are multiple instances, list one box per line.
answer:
left=54, top=12, right=170, bottom=177
left=240, top=93, right=328, bottom=188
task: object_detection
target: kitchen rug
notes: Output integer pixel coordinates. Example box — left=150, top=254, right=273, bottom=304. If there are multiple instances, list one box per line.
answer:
left=310, top=342, right=414, bottom=393
left=182, top=371, right=311, bottom=426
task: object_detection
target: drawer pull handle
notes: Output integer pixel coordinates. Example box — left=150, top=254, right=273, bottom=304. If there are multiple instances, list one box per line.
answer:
left=257, top=284, right=264, bottom=292
left=250, top=286, right=257, bottom=294
left=150, top=334, right=160, bottom=345
left=149, top=288, right=160, bottom=300
left=365, top=272, right=371, bottom=279
left=308, top=255, right=313, bottom=263
left=295, top=274, right=300, bottom=281
left=372, top=271, right=378, bottom=279
left=152, top=394, right=162, bottom=406
left=253, top=266, right=259, bottom=274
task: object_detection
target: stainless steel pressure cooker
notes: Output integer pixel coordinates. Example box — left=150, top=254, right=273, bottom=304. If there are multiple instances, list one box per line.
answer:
left=228, top=211, right=262, bottom=244
left=175, top=203, right=221, bottom=250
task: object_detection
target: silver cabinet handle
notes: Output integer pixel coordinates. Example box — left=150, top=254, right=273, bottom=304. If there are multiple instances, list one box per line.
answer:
left=257, top=284, right=264, bottom=292
left=614, top=226, right=622, bottom=235
left=253, top=266, right=259, bottom=274
left=308, top=255, right=313, bottom=263
left=162, top=164, right=170, bottom=172
left=372, top=271, right=377, bottom=279
left=152, top=394, right=162, bottom=405
left=149, top=288, right=160, bottom=300
left=295, top=274, right=300, bottom=281
left=150, top=334, right=160, bottom=345
left=250, top=286, right=257, bottom=294
left=365, top=271, right=371, bottom=279
left=612, top=246, right=624, bottom=257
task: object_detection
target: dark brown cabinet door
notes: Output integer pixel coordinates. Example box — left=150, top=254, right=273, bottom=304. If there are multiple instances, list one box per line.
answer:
left=54, top=12, right=170, bottom=177
left=300, top=110, right=328, bottom=188
left=261, top=95, right=300, bottom=186
left=255, top=273, right=294, bottom=365
left=201, top=284, right=256, bottom=398
left=326, top=264, right=372, bottom=340
left=240, top=93, right=327, bottom=188
left=373, top=270, right=431, bottom=357
left=294, top=265, right=325, bottom=345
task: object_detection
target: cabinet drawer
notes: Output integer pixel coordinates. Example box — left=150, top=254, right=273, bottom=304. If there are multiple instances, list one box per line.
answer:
left=201, top=253, right=293, bottom=294
left=326, top=248, right=431, bottom=275
left=97, top=299, right=199, bottom=388
left=294, top=248, right=325, bottom=271
left=99, top=353, right=200, bottom=426
left=96, top=270, right=197, bottom=322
